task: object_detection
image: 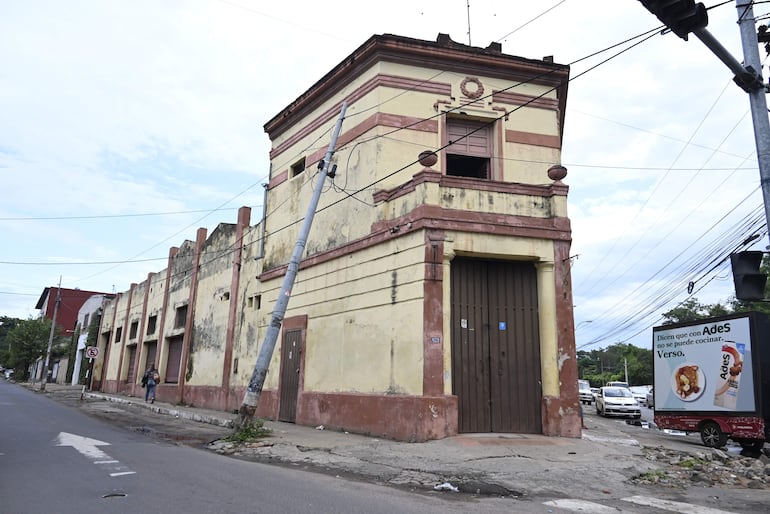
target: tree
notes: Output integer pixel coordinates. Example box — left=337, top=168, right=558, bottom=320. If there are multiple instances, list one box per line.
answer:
left=577, top=343, right=653, bottom=387
left=0, top=316, right=21, bottom=367
left=660, top=297, right=730, bottom=325
left=6, top=318, right=65, bottom=381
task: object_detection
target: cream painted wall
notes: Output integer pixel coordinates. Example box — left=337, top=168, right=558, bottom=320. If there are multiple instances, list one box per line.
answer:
left=536, top=261, right=559, bottom=398
left=159, top=240, right=197, bottom=381
left=266, top=60, right=565, bottom=268
left=94, top=297, right=117, bottom=383
left=105, top=293, right=128, bottom=382
left=139, top=270, right=167, bottom=372
left=256, top=231, right=427, bottom=394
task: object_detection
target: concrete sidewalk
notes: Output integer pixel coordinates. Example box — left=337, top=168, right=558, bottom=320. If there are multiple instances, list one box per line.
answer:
left=26, top=381, right=661, bottom=499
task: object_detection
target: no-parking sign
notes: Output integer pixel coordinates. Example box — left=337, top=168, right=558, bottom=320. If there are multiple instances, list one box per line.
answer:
left=85, top=346, right=99, bottom=359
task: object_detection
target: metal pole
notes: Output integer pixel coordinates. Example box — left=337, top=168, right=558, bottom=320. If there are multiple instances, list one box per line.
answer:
left=624, top=358, right=629, bottom=384
left=735, top=1, right=770, bottom=240
left=40, top=277, right=62, bottom=392
left=81, top=357, right=93, bottom=400
left=693, top=28, right=760, bottom=91
left=239, top=102, right=348, bottom=423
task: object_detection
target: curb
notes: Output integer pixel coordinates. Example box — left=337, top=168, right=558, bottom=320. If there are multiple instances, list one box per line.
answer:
left=85, top=392, right=235, bottom=428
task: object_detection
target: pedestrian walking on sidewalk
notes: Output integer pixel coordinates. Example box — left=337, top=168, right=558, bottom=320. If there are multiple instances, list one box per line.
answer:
left=143, top=365, right=159, bottom=403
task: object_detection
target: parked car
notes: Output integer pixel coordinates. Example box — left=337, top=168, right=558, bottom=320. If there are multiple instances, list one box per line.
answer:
left=596, top=386, right=641, bottom=419
left=590, top=387, right=600, bottom=402
left=605, top=381, right=630, bottom=389
left=629, top=386, right=650, bottom=406
left=646, top=387, right=654, bottom=408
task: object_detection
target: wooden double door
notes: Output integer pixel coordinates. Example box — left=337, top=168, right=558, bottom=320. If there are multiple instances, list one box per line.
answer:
left=450, top=257, right=542, bottom=434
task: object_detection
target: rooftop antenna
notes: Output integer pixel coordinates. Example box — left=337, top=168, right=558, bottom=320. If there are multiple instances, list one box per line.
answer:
left=466, top=0, right=472, bottom=45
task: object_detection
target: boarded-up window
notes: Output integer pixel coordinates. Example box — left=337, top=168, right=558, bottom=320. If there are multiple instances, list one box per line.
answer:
left=446, top=118, right=491, bottom=179
left=165, top=336, right=184, bottom=383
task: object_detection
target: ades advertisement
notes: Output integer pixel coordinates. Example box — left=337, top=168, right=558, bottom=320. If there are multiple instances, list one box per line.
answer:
left=652, top=316, right=757, bottom=412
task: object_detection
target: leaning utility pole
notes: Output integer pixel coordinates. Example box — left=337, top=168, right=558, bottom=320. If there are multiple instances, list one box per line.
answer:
left=40, top=277, right=62, bottom=392
left=238, top=102, right=348, bottom=428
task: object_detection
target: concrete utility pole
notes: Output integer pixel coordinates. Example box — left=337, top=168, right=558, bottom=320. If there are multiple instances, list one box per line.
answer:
left=638, top=1, right=770, bottom=237
left=40, top=277, right=62, bottom=391
left=734, top=1, right=770, bottom=238
left=238, top=102, right=348, bottom=428
left=691, top=3, right=770, bottom=235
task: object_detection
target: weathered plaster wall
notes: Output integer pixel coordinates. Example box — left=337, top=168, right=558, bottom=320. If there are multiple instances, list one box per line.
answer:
left=230, top=224, right=265, bottom=391
left=104, top=292, right=129, bottom=382
left=140, top=270, right=168, bottom=369
left=159, top=239, right=197, bottom=378
left=188, top=224, right=237, bottom=387
left=265, top=60, right=564, bottom=270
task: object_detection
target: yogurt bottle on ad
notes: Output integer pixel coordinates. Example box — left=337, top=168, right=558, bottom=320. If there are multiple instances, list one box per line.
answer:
left=713, top=341, right=745, bottom=410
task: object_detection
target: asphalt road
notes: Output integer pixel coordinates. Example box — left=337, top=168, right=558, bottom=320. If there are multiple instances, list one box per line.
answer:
left=0, top=381, right=523, bottom=514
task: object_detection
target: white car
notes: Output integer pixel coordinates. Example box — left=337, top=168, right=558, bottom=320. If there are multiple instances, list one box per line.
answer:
left=596, top=386, right=641, bottom=419
left=646, top=388, right=654, bottom=408
left=578, top=379, right=593, bottom=404
left=629, top=386, right=650, bottom=406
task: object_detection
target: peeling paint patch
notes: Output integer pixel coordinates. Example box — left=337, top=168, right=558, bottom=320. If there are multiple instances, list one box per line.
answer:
left=557, top=351, right=570, bottom=370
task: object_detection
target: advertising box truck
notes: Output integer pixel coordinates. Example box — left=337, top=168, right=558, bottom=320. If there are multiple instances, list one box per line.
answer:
left=652, top=312, right=770, bottom=449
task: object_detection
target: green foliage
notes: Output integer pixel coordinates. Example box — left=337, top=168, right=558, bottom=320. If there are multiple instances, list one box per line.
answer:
left=678, top=458, right=706, bottom=468
left=661, top=298, right=730, bottom=325
left=5, top=317, right=65, bottom=380
left=0, top=316, right=21, bottom=367
left=224, top=418, right=272, bottom=443
left=577, top=343, right=652, bottom=387
left=65, top=323, right=80, bottom=384
left=637, top=469, right=668, bottom=480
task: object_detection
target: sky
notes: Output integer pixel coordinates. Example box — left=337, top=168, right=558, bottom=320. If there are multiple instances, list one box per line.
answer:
left=2, top=0, right=768, bottom=351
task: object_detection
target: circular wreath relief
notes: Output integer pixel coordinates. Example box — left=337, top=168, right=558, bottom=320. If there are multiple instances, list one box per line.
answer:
left=460, top=76, right=484, bottom=99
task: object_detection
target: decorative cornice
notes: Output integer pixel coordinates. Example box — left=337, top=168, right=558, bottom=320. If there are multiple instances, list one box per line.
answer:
left=264, top=34, right=569, bottom=140
left=260, top=205, right=570, bottom=281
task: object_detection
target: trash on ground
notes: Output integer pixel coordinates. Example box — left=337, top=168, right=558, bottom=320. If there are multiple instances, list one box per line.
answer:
left=433, top=482, right=459, bottom=492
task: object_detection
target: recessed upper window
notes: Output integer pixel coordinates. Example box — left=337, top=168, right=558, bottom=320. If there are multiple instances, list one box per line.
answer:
left=174, top=305, right=188, bottom=329
left=290, top=157, right=306, bottom=178
left=146, top=314, right=157, bottom=335
left=446, top=118, right=491, bottom=179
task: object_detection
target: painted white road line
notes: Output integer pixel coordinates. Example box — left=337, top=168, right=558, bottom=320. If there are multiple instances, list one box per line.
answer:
left=581, top=433, right=640, bottom=446
left=543, top=499, right=638, bottom=513
left=622, top=495, right=739, bottom=514
left=56, top=432, right=135, bottom=478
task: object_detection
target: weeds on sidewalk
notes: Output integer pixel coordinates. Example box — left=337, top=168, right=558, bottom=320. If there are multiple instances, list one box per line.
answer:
left=224, top=418, right=272, bottom=443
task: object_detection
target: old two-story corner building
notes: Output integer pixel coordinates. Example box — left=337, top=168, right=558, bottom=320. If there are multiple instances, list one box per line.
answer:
left=91, top=33, right=580, bottom=441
